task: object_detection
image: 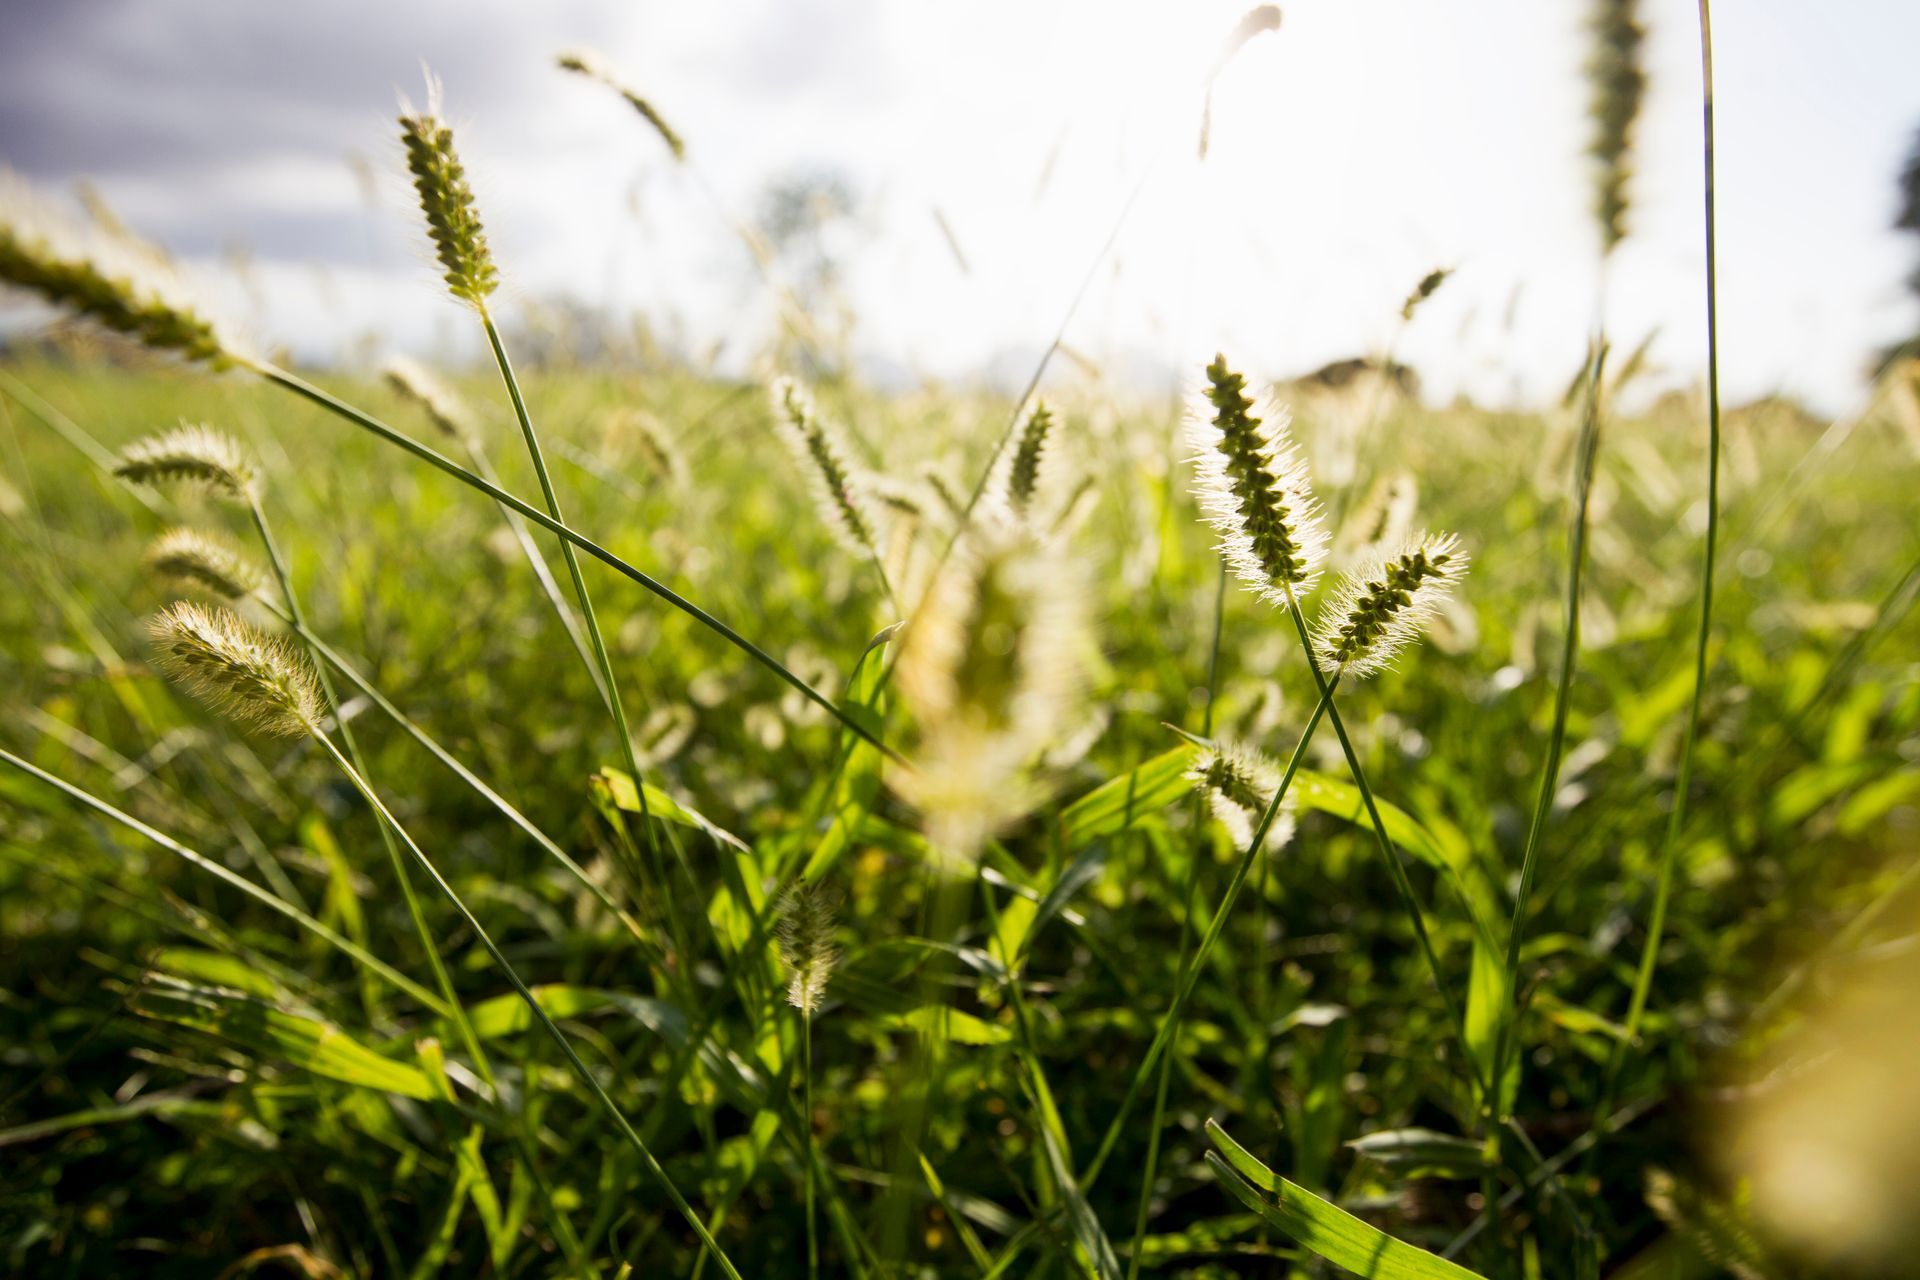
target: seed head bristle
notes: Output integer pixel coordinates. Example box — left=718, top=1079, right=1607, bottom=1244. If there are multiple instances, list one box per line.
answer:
left=1586, top=0, right=1646, bottom=255
left=1187, top=354, right=1329, bottom=604
left=1187, top=739, right=1296, bottom=852
left=1340, top=471, right=1419, bottom=566
left=1400, top=267, right=1454, bottom=322
left=771, top=376, right=878, bottom=555
left=868, top=474, right=930, bottom=519
left=894, top=515, right=1086, bottom=862
left=148, top=601, right=322, bottom=736
left=775, top=882, right=840, bottom=1016
left=145, top=527, right=265, bottom=600
left=557, top=49, right=687, bottom=162
left=919, top=464, right=967, bottom=520
left=0, top=168, right=244, bottom=367
left=606, top=407, right=684, bottom=484
left=383, top=355, right=474, bottom=441
left=1312, top=532, right=1469, bottom=678
left=115, top=424, right=257, bottom=498
left=398, top=78, right=498, bottom=305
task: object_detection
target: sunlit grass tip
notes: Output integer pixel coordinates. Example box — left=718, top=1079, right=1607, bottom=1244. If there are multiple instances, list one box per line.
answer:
left=770, top=375, right=878, bottom=555
left=1188, top=738, right=1296, bottom=852
left=1312, top=532, right=1469, bottom=678
left=557, top=49, right=687, bottom=162
left=144, top=527, right=265, bottom=601
left=0, top=166, right=247, bottom=367
left=776, top=881, right=840, bottom=1016
left=148, top=601, right=322, bottom=737
left=115, top=423, right=257, bottom=498
left=994, top=399, right=1055, bottom=519
left=384, top=355, right=475, bottom=442
left=1400, top=266, right=1454, bottom=322
left=398, top=72, right=498, bottom=305
left=1186, top=353, right=1329, bottom=604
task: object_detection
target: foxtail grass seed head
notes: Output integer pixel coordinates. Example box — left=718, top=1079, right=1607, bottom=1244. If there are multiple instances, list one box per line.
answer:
left=1312, top=533, right=1469, bottom=678
left=145, top=527, right=264, bottom=601
left=557, top=49, right=687, bottom=161
left=383, top=355, right=474, bottom=441
left=1187, top=354, right=1328, bottom=604
left=996, top=400, right=1055, bottom=518
left=398, top=77, right=498, bottom=305
left=0, top=168, right=244, bottom=367
left=771, top=376, right=877, bottom=555
left=894, top=516, right=1086, bottom=863
left=1339, top=471, right=1419, bottom=566
left=606, top=407, right=684, bottom=484
left=776, top=882, right=840, bottom=1016
left=115, top=424, right=257, bottom=499
left=1188, top=739, right=1296, bottom=852
left=1586, top=0, right=1646, bottom=255
left=1400, top=266, right=1453, bottom=322
left=149, top=601, right=322, bottom=737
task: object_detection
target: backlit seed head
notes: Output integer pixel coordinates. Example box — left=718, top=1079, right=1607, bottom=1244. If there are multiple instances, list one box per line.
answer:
left=115, top=424, right=257, bottom=499
left=384, top=355, right=474, bottom=441
left=148, top=601, right=321, bottom=736
left=0, top=167, right=245, bottom=367
left=1400, top=267, right=1454, bottom=322
left=398, top=75, right=498, bottom=305
left=893, top=515, right=1086, bottom=863
left=1312, top=533, right=1469, bottom=678
left=557, top=49, right=687, bottom=162
left=1188, top=739, right=1296, bottom=852
left=1187, top=354, right=1328, bottom=604
left=775, top=881, right=840, bottom=1017
left=771, top=376, right=878, bottom=555
left=1586, top=0, right=1646, bottom=254
left=144, top=527, right=265, bottom=601
left=995, top=400, right=1055, bottom=518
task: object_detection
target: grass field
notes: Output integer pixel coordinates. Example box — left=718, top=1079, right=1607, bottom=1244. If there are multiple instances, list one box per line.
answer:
left=2, top=335, right=1918, bottom=1278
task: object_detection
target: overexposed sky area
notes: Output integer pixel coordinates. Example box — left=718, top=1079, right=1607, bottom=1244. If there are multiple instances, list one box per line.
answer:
left=2, top=0, right=1918, bottom=415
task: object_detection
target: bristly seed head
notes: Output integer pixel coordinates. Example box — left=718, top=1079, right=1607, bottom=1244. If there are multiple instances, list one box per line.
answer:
left=1400, top=267, right=1454, bottom=322
left=115, top=424, right=257, bottom=498
left=1312, top=532, right=1469, bottom=678
left=1187, top=354, right=1329, bottom=604
left=398, top=76, right=498, bottom=305
left=998, top=400, right=1054, bottom=518
left=145, top=527, right=265, bottom=601
left=0, top=167, right=244, bottom=367
left=771, top=376, right=878, bottom=555
left=148, top=601, right=322, bottom=736
left=1187, top=739, right=1296, bottom=852
left=384, top=355, right=474, bottom=442
left=776, top=881, right=840, bottom=1017
left=1586, top=0, right=1646, bottom=255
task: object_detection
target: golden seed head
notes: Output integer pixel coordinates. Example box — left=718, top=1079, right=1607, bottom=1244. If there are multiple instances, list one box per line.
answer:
left=383, top=355, right=474, bottom=441
left=144, top=527, right=265, bottom=601
left=115, top=424, right=257, bottom=499
left=148, top=601, right=321, bottom=737
left=557, top=48, right=687, bottom=161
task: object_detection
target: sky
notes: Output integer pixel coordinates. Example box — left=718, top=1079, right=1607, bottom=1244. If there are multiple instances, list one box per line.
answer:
left=1, top=0, right=1918, bottom=415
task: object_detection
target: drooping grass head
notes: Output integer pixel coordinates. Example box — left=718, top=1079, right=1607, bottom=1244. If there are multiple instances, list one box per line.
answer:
left=149, top=601, right=322, bottom=737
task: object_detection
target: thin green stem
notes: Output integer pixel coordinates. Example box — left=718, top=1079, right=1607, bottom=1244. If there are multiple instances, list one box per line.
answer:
left=306, top=731, right=744, bottom=1280
left=804, top=1010, right=819, bottom=1280
left=1595, top=0, right=1722, bottom=1140
left=248, top=360, right=903, bottom=765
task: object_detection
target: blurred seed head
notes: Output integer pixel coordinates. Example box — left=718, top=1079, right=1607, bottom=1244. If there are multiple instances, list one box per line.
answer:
left=776, top=881, right=840, bottom=1017
left=994, top=400, right=1055, bottom=520
left=398, top=75, right=499, bottom=306
left=557, top=48, right=687, bottom=162
left=148, top=601, right=321, bottom=737
left=0, top=167, right=247, bottom=367
left=1400, top=266, right=1453, bottom=322
left=383, top=355, right=475, bottom=442
left=1312, top=533, right=1468, bottom=678
left=144, top=527, right=265, bottom=601
left=1188, top=739, right=1296, bottom=852
left=1586, top=0, right=1646, bottom=255
left=771, top=376, right=879, bottom=556
left=1339, top=471, right=1419, bottom=567
left=1187, top=354, right=1329, bottom=604
left=115, top=424, right=257, bottom=499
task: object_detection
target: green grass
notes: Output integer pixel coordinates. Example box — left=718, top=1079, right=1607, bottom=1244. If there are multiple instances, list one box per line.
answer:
left=1, top=346, right=1918, bottom=1279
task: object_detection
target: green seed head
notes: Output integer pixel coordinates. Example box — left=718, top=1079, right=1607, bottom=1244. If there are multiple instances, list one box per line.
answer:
left=399, top=79, right=498, bottom=305
left=1313, top=533, right=1469, bottom=678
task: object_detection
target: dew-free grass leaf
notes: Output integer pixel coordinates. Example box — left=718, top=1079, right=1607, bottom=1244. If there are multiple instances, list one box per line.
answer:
left=1205, top=1120, right=1488, bottom=1279
left=1040, top=1124, right=1123, bottom=1278
left=590, top=767, right=750, bottom=850
left=886, top=1005, right=1012, bottom=1046
left=1346, top=1128, right=1491, bottom=1180
left=1059, top=744, right=1199, bottom=849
